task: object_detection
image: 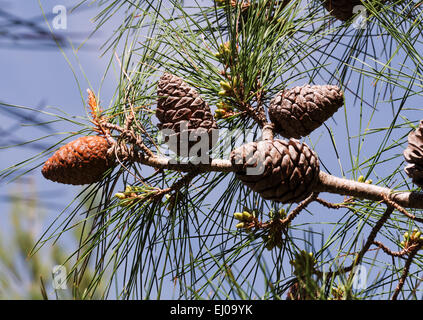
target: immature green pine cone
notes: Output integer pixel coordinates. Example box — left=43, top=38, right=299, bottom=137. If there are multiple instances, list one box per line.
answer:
left=230, top=139, right=320, bottom=203
left=268, top=84, right=344, bottom=139
left=404, top=120, right=423, bottom=187
left=156, top=73, right=218, bottom=157
left=42, top=136, right=114, bottom=185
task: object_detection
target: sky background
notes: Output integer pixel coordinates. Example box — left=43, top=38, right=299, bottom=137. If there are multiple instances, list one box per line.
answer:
left=0, top=0, right=124, bottom=298
left=0, top=0, right=421, bottom=299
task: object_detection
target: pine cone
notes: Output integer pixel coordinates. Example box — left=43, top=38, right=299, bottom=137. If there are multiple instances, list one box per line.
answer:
left=42, top=136, right=114, bottom=185
left=230, top=139, right=320, bottom=203
left=321, top=0, right=389, bottom=21
left=268, top=84, right=344, bottom=139
left=404, top=120, right=423, bottom=187
left=321, top=0, right=363, bottom=21
left=156, top=73, right=218, bottom=157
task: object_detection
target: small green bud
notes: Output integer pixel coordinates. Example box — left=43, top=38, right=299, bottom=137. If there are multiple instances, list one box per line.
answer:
left=242, top=211, right=252, bottom=221
left=115, top=193, right=126, bottom=199
left=234, top=212, right=244, bottom=220
left=220, top=80, right=232, bottom=91
left=232, top=76, right=238, bottom=88
left=222, top=104, right=232, bottom=111
left=365, top=179, right=373, bottom=184
left=357, top=175, right=365, bottom=183
left=404, top=232, right=409, bottom=239
left=215, top=109, right=224, bottom=116
left=236, top=222, right=245, bottom=229
left=218, top=90, right=228, bottom=97
left=414, top=231, right=421, bottom=239
left=125, top=185, right=133, bottom=193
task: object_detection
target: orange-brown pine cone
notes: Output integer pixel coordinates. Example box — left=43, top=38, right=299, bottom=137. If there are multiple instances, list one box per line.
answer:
left=42, top=136, right=114, bottom=185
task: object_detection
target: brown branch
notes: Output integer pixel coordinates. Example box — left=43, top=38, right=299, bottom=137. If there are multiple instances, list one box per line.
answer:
left=315, top=197, right=347, bottom=209
left=391, top=242, right=423, bottom=300
left=99, top=121, right=423, bottom=210
left=280, top=192, right=318, bottom=226
left=316, top=172, right=423, bottom=210
left=381, top=194, right=423, bottom=223
left=372, top=241, right=410, bottom=258
left=129, top=156, right=423, bottom=210
left=102, top=121, right=154, bottom=158
left=317, top=204, right=394, bottom=278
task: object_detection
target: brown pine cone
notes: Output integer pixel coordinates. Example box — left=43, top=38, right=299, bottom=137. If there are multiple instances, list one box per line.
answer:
left=321, top=0, right=363, bottom=21
left=268, top=84, right=344, bottom=139
left=42, top=136, right=114, bottom=185
left=404, top=120, right=423, bottom=187
left=230, top=139, right=320, bottom=203
left=321, top=0, right=389, bottom=22
left=156, top=73, right=218, bottom=157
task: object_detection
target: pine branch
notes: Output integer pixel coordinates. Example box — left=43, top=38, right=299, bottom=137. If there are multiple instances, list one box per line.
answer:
left=111, top=142, right=423, bottom=210
left=391, top=242, right=423, bottom=300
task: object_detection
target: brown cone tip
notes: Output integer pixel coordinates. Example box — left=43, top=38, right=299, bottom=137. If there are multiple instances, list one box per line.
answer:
left=321, top=0, right=363, bottom=21
left=404, top=120, right=423, bottom=187
left=322, top=0, right=388, bottom=22
left=42, top=136, right=114, bottom=185
left=156, top=72, right=218, bottom=156
left=230, top=139, right=320, bottom=204
left=269, top=84, right=344, bottom=139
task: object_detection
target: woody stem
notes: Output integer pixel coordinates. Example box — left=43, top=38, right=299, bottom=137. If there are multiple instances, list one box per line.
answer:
left=121, top=151, right=423, bottom=210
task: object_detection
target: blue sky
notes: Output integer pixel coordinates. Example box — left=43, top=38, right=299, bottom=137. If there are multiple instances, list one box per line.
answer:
left=0, top=0, right=123, bottom=297
left=0, top=0, right=421, bottom=299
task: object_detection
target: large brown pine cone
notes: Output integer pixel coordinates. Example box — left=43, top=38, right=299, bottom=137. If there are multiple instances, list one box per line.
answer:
left=230, top=139, right=320, bottom=203
left=268, top=84, right=344, bottom=139
left=404, top=120, right=423, bottom=187
left=42, top=136, right=114, bottom=185
left=156, top=73, right=218, bottom=157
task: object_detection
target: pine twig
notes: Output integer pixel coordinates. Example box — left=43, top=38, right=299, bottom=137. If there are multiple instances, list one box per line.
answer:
left=319, top=202, right=394, bottom=278
left=315, top=197, right=347, bottom=209
left=280, top=192, right=318, bottom=226
left=372, top=241, right=409, bottom=258
left=381, top=194, right=423, bottom=224
left=391, top=242, right=423, bottom=300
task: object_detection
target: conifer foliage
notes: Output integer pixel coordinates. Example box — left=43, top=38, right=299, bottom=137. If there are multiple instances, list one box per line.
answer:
left=4, top=0, right=423, bottom=300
